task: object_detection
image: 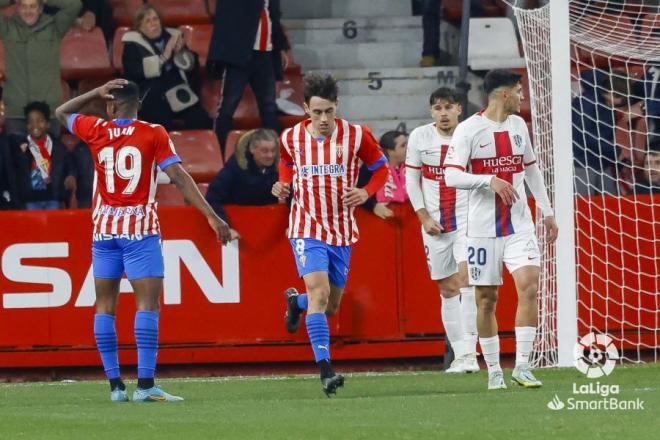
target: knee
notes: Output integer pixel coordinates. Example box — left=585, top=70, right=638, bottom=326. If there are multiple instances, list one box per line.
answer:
left=477, top=291, right=498, bottom=313
left=520, top=283, right=539, bottom=303
left=309, top=286, right=330, bottom=310
left=325, top=302, right=338, bottom=317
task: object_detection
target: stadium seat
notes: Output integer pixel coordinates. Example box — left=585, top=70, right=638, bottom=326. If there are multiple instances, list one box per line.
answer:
left=512, top=68, right=531, bottom=122
left=178, top=24, right=213, bottom=70
left=110, top=0, right=144, bottom=27
left=156, top=182, right=209, bottom=206
left=112, top=26, right=130, bottom=72
left=61, top=79, right=71, bottom=102
left=638, top=14, right=659, bottom=47
left=223, top=130, right=246, bottom=161
left=60, top=27, right=114, bottom=80
left=468, top=18, right=525, bottom=70
left=149, top=0, right=211, bottom=26
left=207, top=0, right=216, bottom=17
left=168, top=130, right=223, bottom=183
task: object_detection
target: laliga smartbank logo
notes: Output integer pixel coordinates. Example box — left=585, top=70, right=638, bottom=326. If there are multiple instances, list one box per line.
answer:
left=546, top=333, right=645, bottom=411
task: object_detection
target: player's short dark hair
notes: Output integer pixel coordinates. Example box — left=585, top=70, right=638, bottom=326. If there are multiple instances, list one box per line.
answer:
left=379, top=130, right=407, bottom=152
left=429, top=87, right=460, bottom=106
left=303, top=73, right=338, bottom=103
left=110, top=80, right=140, bottom=106
left=483, top=69, right=522, bottom=95
left=23, top=101, right=50, bottom=120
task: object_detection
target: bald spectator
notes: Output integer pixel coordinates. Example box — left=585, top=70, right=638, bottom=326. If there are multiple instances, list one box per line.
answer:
left=0, top=0, right=81, bottom=137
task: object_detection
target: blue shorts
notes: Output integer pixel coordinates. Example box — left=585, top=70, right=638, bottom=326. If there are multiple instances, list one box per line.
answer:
left=290, top=238, right=352, bottom=288
left=92, top=234, right=164, bottom=280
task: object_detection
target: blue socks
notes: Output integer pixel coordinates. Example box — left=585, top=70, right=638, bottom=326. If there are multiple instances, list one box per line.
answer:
left=134, top=310, right=159, bottom=381
left=297, top=293, right=308, bottom=310
left=94, top=314, right=120, bottom=380
left=306, top=312, right=330, bottom=362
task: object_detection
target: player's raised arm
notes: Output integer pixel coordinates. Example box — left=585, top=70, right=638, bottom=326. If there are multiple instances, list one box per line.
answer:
left=55, top=78, right=128, bottom=127
left=164, top=163, right=232, bottom=244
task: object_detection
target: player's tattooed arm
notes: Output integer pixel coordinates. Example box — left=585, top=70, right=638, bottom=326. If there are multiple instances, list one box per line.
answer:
left=55, top=79, right=128, bottom=127
left=164, top=163, right=233, bottom=244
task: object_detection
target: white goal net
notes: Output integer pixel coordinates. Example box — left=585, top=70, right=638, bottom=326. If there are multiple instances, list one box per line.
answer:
left=508, top=0, right=659, bottom=367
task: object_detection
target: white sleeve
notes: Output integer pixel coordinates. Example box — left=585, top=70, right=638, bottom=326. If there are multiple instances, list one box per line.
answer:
left=444, top=121, right=495, bottom=189
left=404, top=129, right=425, bottom=212
left=524, top=163, right=554, bottom=217
left=522, top=121, right=537, bottom=166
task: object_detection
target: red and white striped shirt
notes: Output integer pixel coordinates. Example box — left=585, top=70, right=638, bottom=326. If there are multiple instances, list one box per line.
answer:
left=68, top=114, right=181, bottom=238
left=280, top=118, right=386, bottom=246
left=254, top=0, right=272, bottom=52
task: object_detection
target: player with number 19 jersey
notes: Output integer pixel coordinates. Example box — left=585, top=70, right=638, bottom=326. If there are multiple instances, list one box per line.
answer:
left=67, top=115, right=180, bottom=238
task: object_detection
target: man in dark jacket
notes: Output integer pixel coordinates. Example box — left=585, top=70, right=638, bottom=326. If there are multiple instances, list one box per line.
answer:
left=205, top=128, right=280, bottom=238
left=207, top=0, right=289, bottom=152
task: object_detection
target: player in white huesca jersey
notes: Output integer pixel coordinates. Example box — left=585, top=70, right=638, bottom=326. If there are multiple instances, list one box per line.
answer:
left=444, top=70, right=558, bottom=390
left=272, top=74, right=388, bottom=397
left=405, top=87, right=479, bottom=374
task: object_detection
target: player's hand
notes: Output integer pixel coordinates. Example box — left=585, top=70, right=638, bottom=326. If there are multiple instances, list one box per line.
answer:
left=98, top=79, right=129, bottom=100
left=208, top=215, right=232, bottom=244
left=272, top=181, right=291, bottom=199
left=281, top=51, right=289, bottom=71
left=229, top=228, right=241, bottom=241
left=343, top=187, right=369, bottom=207
left=373, top=202, right=394, bottom=219
left=490, top=176, right=519, bottom=206
left=63, top=175, right=77, bottom=192
left=544, top=215, right=558, bottom=244
left=77, top=11, right=96, bottom=31
left=19, top=142, right=28, bottom=153
left=422, top=216, right=443, bottom=236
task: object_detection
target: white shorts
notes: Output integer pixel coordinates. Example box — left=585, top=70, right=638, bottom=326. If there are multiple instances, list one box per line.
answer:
left=466, top=230, right=540, bottom=286
left=422, top=228, right=467, bottom=281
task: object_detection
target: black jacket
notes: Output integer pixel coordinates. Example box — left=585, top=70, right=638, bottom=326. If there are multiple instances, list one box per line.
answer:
left=9, top=134, right=74, bottom=207
left=122, top=29, right=202, bottom=108
left=208, top=0, right=289, bottom=79
left=205, top=139, right=279, bottom=225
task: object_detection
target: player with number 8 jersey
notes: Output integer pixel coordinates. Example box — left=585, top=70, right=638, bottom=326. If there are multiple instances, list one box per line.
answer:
left=56, top=79, right=231, bottom=403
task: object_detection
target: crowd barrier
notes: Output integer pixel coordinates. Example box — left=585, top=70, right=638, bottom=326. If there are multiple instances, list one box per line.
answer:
left=0, top=198, right=655, bottom=368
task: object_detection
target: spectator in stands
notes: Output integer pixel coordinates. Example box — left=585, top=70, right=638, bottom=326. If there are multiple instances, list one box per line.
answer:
left=358, top=130, right=408, bottom=219
left=9, top=101, right=76, bottom=209
left=572, top=71, right=630, bottom=195
left=634, top=143, right=660, bottom=195
left=0, top=0, right=81, bottom=137
left=68, top=139, right=93, bottom=207
left=208, top=0, right=289, bottom=153
left=205, top=128, right=280, bottom=238
left=0, top=136, right=19, bottom=209
left=122, top=4, right=211, bottom=131
left=76, top=0, right=113, bottom=41
left=418, top=0, right=485, bottom=67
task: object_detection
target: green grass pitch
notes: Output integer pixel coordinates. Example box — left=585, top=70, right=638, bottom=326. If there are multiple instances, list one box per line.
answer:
left=0, top=363, right=657, bottom=439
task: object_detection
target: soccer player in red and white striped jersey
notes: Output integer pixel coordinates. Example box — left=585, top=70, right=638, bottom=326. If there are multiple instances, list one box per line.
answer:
left=405, top=87, right=479, bottom=374
left=272, top=74, right=388, bottom=396
left=55, top=79, right=230, bottom=402
left=444, top=70, right=558, bottom=390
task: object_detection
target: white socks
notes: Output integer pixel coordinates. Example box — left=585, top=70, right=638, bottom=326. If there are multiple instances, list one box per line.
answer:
left=515, top=326, right=536, bottom=367
left=441, top=295, right=467, bottom=358
left=479, top=335, right=501, bottom=373
left=459, top=287, right=478, bottom=354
